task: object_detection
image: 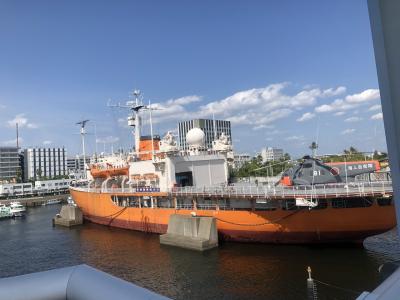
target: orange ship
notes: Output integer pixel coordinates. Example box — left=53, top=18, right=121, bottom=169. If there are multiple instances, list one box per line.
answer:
left=70, top=90, right=396, bottom=244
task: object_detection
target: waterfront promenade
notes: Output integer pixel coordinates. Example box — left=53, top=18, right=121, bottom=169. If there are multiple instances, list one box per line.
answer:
left=0, top=193, right=69, bottom=206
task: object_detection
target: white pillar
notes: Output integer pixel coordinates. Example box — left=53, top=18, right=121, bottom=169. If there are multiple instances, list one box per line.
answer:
left=368, top=0, right=400, bottom=233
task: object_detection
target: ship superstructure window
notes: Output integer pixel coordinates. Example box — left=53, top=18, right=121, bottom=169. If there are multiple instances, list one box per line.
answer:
left=331, top=197, right=373, bottom=208
left=313, top=199, right=328, bottom=209
left=111, top=195, right=141, bottom=207
left=255, top=199, right=279, bottom=211
left=282, top=199, right=299, bottom=210
left=175, top=172, right=193, bottom=187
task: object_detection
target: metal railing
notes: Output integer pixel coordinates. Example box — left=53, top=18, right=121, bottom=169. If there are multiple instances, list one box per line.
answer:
left=170, top=181, right=393, bottom=199
left=70, top=181, right=393, bottom=199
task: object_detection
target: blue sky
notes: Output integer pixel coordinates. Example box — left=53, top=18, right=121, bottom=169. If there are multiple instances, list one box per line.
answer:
left=0, top=0, right=386, bottom=157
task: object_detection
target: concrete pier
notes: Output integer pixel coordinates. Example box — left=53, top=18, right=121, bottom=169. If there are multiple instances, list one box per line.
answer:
left=160, top=214, right=218, bottom=251
left=53, top=205, right=83, bottom=227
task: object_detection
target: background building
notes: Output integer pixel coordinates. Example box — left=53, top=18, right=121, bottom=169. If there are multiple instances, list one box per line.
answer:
left=178, top=119, right=231, bottom=150
left=261, top=147, right=284, bottom=162
left=233, top=153, right=251, bottom=169
left=0, top=147, right=20, bottom=182
left=67, top=156, right=85, bottom=172
left=23, top=147, right=67, bottom=181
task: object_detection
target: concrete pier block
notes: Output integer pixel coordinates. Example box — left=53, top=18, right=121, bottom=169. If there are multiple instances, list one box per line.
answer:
left=53, top=205, right=83, bottom=227
left=160, top=214, right=218, bottom=251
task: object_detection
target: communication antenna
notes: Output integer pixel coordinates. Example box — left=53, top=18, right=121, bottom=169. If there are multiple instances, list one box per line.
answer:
left=76, top=119, right=90, bottom=175
left=108, top=89, right=162, bottom=156
left=94, top=122, right=98, bottom=155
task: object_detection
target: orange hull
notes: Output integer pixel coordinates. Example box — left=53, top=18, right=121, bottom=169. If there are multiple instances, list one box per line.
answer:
left=69, top=189, right=396, bottom=244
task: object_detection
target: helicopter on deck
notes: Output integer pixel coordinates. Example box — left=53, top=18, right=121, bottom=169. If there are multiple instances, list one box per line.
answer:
left=280, top=156, right=381, bottom=186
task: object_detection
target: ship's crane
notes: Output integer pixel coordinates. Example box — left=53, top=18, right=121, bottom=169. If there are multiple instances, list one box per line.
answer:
left=76, top=119, right=90, bottom=177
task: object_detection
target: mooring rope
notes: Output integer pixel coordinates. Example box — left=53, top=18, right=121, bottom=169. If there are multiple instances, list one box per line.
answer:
left=107, top=207, right=128, bottom=226
left=100, top=207, right=128, bottom=219
left=314, top=279, right=363, bottom=295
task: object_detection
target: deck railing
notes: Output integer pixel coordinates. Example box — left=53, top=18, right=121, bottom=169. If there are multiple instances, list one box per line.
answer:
left=170, top=181, right=393, bottom=199
left=70, top=181, right=393, bottom=199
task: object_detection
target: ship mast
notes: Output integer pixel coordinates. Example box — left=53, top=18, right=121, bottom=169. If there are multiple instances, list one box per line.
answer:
left=133, top=90, right=142, bottom=156
left=108, top=89, right=160, bottom=157
left=76, top=119, right=89, bottom=176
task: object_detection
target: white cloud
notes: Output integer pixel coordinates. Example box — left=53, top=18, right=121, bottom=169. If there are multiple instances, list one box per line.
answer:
left=315, top=89, right=380, bottom=113
left=7, top=114, right=38, bottom=129
left=96, top=136, right=120, bottom=144
left=341, top=129, right=355, bottom=135
left=197, top=83, right=345, bottom=127
left=43, top=140, right=52, bottom=145
left=2, top=137, right=23, bottom=146
left=344, top=117, right=362, bottom=122
left=297, top=112, right=315, bottom=122
left=166, top=95, right=202, bottom=106
left=371, top=113, right=383, bottom=120
left=321, top=86, right=347, bottom=97
left=252, top=124, right=270, bottom=130
left=265, top=129, right=282, bottom=136
left=345, top=89, right=380, bottom=103
left=27, top=123, right=38, bottom=129
left=135, top=84, right=358, bottom=133
left=334, top=111, right=345, bottom=116
left=368, top=104, right=381, bottom=111
left=285, top=135, right=305, bottom=141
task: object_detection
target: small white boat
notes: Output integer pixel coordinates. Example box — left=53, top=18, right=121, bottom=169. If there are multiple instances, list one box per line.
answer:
left=42, top=199, right=62, bottom=206
left=0, top=205, right=12, bottom=219
left=9, top=202, right=26, bottom=217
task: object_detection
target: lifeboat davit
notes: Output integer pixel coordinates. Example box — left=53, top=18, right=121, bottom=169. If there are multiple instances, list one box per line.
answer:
left=90, top=163, right=129, bottom=179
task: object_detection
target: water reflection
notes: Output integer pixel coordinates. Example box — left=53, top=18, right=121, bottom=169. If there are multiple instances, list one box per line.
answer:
left=0, top=205, right=398, bottom=299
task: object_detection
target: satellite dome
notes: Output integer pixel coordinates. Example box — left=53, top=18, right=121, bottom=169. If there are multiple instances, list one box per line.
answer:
left=186, top=128, right=205, bottom=148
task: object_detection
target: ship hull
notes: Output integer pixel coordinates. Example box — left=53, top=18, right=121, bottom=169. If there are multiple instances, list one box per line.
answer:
left=70, top=189, right=396, bottom=244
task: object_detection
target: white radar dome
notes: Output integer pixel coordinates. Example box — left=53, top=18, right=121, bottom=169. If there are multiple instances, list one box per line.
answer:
left=186, top=128, right=205, bottom=148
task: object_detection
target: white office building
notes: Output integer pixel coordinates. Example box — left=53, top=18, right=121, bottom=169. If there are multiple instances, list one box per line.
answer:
left=67, top=156, right=86, bottom=171
left=233, top=153, right=251, bottom=169
left=178, top=119, right=232, bottom=150
left=261, top=147, right=284, bottom=162
left=23, top=147, right=67, bottom=181
left=35, top=179, right=71, bottom=191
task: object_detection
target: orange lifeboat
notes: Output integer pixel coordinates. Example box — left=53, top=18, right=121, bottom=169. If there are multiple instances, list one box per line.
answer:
left=90, top=163, right=129, bottom=179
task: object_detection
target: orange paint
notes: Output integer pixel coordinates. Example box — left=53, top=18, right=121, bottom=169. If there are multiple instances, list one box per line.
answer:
left=139, top=137, right=160, bottom=161
left=70, top=188, right=396, bottom=244
left=90, top=165, right=129, bottom=178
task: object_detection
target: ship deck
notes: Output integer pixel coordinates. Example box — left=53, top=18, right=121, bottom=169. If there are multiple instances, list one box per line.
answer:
left=71, top=181, right=393, bottom=200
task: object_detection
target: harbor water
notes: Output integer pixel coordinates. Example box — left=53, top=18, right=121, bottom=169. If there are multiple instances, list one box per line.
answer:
left=0, top=204, right=398, bottom=300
